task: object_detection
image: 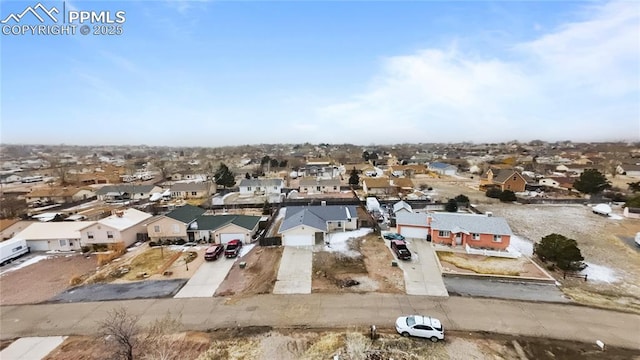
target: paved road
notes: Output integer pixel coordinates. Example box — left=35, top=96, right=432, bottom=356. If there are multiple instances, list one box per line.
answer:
left=49, top=279, right=187, bottom=303
left=443, top=277, right=570, bottom=302
left=2, top=294, right=639, bottom=350
left=392, top=239, right=449, bottom=296
left=617, top=235, right=640, bottom=252
left=273, top=247, right=312, bottom=294
left=0, top=336, right=67, bottom=360
left=174, top=257, right=235, bottom=298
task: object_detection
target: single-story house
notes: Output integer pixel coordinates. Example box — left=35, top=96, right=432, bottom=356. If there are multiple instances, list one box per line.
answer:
left=80, top=208, right=152, bottom=248
left=362, top=177, right=396, bottom=196
left=299, top=177, right=341, bottom=194
left=279, top=205, right=358, bottom=246
left=0, top=219, right=36, bottom=241
left=188, top=214, right=261, bottom=244
left=170, top=181, right=216, bottom=199
left=96, top=185, right=162, bottom=202
left=392, top=201, right=413, bottom=215
left=145, top=204, right=206, bottom=243
left=480, top=169, right=527, bottom=192
left=616, top=164, right=640, bottom=177
left=13, top=221, right=94, bottom=251
left=396, top=212, right=512, bottom=250
left=238, top=178, right=283, bottom=196
left=26, top=187, right=96, bottom=206
left=428, top=162, right=458, bottom=176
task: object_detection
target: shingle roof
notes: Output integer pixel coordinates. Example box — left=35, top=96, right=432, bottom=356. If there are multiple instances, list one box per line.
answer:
left=428, top=162, right=456, bottom=170
left=396, top=212, right=429, bottom=227
left=393, top=201, right=413, bottom=213
left=280, top=205, right=357, bottom=232
left=299, top=177, right=341, bottom=186
left=15, top=222, right=94, bottom=240
left=362, top=177, right=390, bottom=188
left=192, top=214, right=261, bottom=231
left=239, top=178, right=283, bottom=187
left=430, top=213, right=512, bottom=236
left=96, top=185, right=156, bottom=196
left=171, top=182, right=210, bottom=192
left=165, top=204, right=206, bottom=224
left=92, top=208, right=153, bottom=231
left=491, top=169, right=521, bottom=184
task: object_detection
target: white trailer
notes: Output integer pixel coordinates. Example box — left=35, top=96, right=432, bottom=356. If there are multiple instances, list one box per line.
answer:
left=0, top=238, right=30, bottom=265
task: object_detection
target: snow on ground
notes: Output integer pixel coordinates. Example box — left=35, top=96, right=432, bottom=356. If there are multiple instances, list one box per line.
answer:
left=581, top=262, right=619, bottom=283
left=609, top=214, right=623, bottom=220
left=239, top=243, right=255, bottom=258
left=325, top=228, right=373, bottom=257
left=275, top=207, right=287, bottom=221
left=507, top=235, right=534, bottom=257
left=168, top=244, right=207, bottom=252
left=0, top=255, right=50, bottom=275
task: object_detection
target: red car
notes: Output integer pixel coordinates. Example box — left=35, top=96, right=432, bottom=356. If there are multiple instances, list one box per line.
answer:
left=204, top=244, right=224, bottom=261
left=224, top=239, right=243, bottom=258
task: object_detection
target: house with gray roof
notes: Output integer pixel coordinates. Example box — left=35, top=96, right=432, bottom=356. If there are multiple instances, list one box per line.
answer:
left=170, top=181, right=216, bottom=199
left=279, top=205, right=358, bottom=246
left=239, top=178, right=283, bottom=196
left=428, top=162, right=458, bottom=176
left=188, top=214, right=261, bottom=244
left=299, top=177, right=341, bottom=194
left=145, top=204, right=206, bottom=243
left=396, top=212, right=512, bottom=250
left=96, top=185, right=162, bottom=202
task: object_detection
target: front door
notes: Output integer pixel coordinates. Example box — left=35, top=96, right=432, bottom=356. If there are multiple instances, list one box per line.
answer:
left=455, top=233, right=462, bottom=245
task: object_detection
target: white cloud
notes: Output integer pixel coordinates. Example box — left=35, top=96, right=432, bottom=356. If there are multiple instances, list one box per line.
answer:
left=314, top=1, right=640, bottom=144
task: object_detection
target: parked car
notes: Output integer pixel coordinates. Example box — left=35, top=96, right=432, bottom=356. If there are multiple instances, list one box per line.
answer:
left=224, top=239, right=243, bottom=258
left=395, top=315, right=444, bottom=342
left=390, top=239, right=411, bottom=260
left=383, top=232, right=405, bottom=240
left=204, top=244, right=224, bottom=261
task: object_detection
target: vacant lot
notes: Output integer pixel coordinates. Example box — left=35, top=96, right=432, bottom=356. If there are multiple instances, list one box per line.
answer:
left=33, top=328, right=640, bottom=360
left=312, top=234, right=405, bottom=293
left=474, top=202, right=640, bottom=313
left=215, top=246, right=283, bottom=298
left=437, top=252, right=551, bottom=279
left=0, top=254, right=97, bottom=305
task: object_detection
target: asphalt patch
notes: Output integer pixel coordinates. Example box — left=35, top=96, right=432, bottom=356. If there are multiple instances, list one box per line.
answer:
left=47, top=279, right=188, bottom=303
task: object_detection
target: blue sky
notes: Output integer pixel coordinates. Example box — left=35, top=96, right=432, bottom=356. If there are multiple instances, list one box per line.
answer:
left=1, top=0, right=639, bottom=146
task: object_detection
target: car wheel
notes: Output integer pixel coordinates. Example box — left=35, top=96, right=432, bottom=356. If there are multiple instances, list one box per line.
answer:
left=430, top=336, right=438, bottom=343
left=401, top=332, right=410, bottom=338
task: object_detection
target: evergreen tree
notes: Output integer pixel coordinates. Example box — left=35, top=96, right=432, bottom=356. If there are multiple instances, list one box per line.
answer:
left=574, top=169, right=611, bottom=195
left=214, top=163, right=236, bottom=189
left=348, top=167, right=360, bottom=186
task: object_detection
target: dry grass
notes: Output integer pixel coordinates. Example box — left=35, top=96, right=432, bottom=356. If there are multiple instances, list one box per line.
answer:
left=197, top=339, right=260, bottom=360
left=437, top=252, right=523, bottom=276
left=561, top=286, right=640, bottom=314
left=300, top=332, right=344, bottom=360
left=122, top=248, right=180, bottom=280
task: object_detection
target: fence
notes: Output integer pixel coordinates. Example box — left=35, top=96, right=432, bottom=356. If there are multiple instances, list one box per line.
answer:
left=465, top=244, right=520, bottom=258
left=260, top=236, right=282, bottom=246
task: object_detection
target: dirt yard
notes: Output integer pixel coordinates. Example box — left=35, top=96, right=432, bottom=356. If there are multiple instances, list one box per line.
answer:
left=26, top=328, right=640, bottom=360
left=0, top=253, right=97, bottom=305
left=437, top=252, right=551, bottom=279
left=215, top=246, right=283, bottom=298
left=312, top=234, right=405, bottom=293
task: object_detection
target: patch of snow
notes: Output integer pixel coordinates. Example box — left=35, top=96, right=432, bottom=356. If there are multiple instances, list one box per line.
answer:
left=239, top=243, right=255, bottom=258
left=507, top=235, right=534, bottom=257
left=609, top=214, right=623, bottom=220
left=0, top=255, right=51, bottom=275
left=325, top=228, right=373, bottom=257
left=581, top=262, right=618, bottom=283
left=275, top=207, right=287, bottom=221
left=168, top=245, right=206, bottom=252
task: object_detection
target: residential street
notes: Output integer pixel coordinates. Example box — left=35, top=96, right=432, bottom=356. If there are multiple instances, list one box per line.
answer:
left=1, top=294, right=638, bottom=350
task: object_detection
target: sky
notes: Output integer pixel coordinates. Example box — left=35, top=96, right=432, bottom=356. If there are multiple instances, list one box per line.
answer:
left=1, top=0, right=639, bottom=146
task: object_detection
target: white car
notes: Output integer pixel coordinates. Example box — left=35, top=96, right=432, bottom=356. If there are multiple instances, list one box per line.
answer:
left=395, top=315, right=444, bottom=342
left=635, top=232, right=640, bottom=247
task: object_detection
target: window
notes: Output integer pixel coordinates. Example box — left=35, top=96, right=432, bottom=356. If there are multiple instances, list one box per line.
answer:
left=438, top=231, right=450, bottom=237
left=87, top=231, right=94, bottom=239
left=472, top=233, right=480, bottom=240
left=191, top=191, right=197, bottom=196
left=59, top=239, right=67, bottom=247
left=274, top=186, right=277, bottom=190
left=154, top=225, right=160, bottom=233
left=247, top=186, right=252, bottom=191
left=107, top=231, right=114, bottom=239
left=172, top=224, right=180, bottom=233
left=513, top=176, right=516, bottom=181
left=317, top=186, right=321, bottom=191
left=337, top=222, right=342, bottom=228
left=493, top=235, right=502, bottom=242
left=333, top=186, right=337, bottom=190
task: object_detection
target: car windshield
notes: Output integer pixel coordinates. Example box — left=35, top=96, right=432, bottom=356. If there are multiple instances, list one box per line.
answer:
left=227, top=244, right=238, bottom=250
left=406, top=316, right=416, bottom=327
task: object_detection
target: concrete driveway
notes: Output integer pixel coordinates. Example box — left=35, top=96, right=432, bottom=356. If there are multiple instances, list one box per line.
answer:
left=0, top=336, right=66, bottom=360
left=174, top=257, right=236, bottom=298
left=388, top=239, right=449, bottom=297
left=273, top=246, right=312, bottom=294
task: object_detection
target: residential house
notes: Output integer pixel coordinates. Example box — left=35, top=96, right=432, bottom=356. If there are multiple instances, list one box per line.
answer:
left=238, top=178, right=283, bottom=196
left=480, top=169, right=527, bottom=192
left=279, top=205, right=359, bottom=246
left=13, top=221, right=94, bottom=251
left=26, top=187, right=96, bottom=206
left=539, top=177, right=576, bottom=191
left=391, top=178, right=415, bottom=193
left=170, top=182, right=216, bottom=199
left=299, top=177, right=341, bottom=194
left=0, top=174, right=22, bottom=184
left=428, top=162, right=458, bottom=176
left=80, top=208, right=152, bottom=248
left=0, top=219, right=36, bottom=241
left=362, top=177, right=396, bottom=196
left=188, top=214, right=261, bottom=244
left=392, top=201, right=413, bottom=215
left=396, top=212, right=512, bottom=250
left=145, top=204, right=206, bottom=243
left=96, top=185, right=162, bottom=202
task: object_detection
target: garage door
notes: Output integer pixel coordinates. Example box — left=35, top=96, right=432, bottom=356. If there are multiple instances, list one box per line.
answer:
left=26, top=240, right=49, bottom=251
left=399, top=226, right=428, bottom=240
left=220, top=233, right=244, bottom=245
left=283, top=234, right=313, bottom=247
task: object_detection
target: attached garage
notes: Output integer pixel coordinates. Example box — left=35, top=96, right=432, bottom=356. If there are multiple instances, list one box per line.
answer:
left=282, top=234, right=314, bottom=247
left=398, top=226, right=428, bottom=240
left=220, top=233, right=245, bottom=245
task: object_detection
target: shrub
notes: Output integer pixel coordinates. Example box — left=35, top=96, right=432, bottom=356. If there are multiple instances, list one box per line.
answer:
left=148, top=241, right=158, bottom=247
left=486, top=187, right=502, bottom=198
left=444, top=199, right=458, bottom=212
left=175, top=239, right=186, bottom=245
left=454, top=194, right=470, bottom=204
left=499, top=190, right=517, bottom=202
left=534, top=233, right=586, bottom=271
left=80, top=246, right=91, bottom=253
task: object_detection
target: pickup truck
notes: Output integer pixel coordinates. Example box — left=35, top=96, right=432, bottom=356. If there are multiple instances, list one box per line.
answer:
left=224, top=239, right=243, bottom=258
left=390, top=240, right=411, bottom=260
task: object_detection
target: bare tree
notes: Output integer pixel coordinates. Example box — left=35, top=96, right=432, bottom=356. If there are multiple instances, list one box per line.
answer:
left=98, top=307, right=140, bottom=360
